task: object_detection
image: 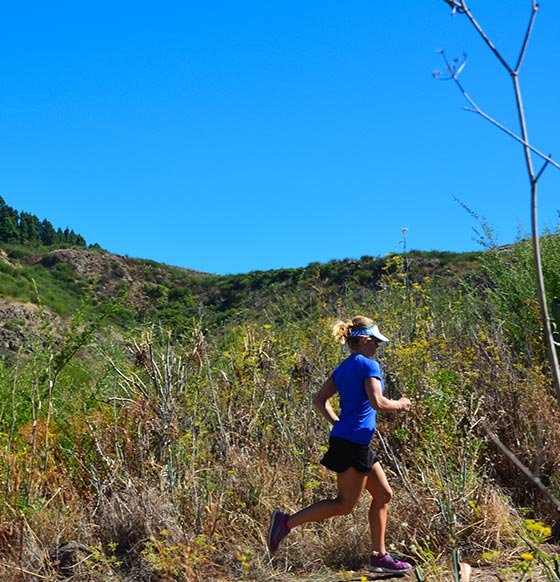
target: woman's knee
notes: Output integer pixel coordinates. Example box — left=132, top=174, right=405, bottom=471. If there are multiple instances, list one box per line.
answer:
left=366, top=466, right=394, bottom=506
left=369, top=484, right=393, bottom=507
left=377, top=486, right=393, bottom=506
left=380, top=486, right=393, bottom=505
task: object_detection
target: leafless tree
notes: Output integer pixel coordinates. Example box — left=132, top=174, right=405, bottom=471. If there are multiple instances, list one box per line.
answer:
left=438, top=0, right=560, bottom=407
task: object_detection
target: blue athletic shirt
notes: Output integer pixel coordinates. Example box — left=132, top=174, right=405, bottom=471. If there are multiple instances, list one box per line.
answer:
left=329, top=353, right=384, bottom=445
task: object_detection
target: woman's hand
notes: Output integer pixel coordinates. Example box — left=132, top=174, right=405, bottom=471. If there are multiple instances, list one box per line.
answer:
left=398, top=396, right=412, bottom=411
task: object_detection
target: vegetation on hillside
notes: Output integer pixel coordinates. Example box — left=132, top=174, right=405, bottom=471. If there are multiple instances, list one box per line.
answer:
left=0, top=235, right=481, bottom=335
left=0, top=223, right=559, bottom=581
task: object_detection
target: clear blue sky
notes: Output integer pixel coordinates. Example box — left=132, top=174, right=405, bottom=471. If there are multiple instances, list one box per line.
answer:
left=1, top=1, right=559, bottom=275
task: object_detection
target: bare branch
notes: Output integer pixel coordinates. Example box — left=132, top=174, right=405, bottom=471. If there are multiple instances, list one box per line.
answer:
left=515, top=2, right=540, bottom=73
left=442, top=0, right=466, bottom=15
left=534, top=155, right=552, bottom=183
left=463, top=105, right=560, bottom=172
left=454, top=1, right=513, bottom=74
left=437, top=50, right=560, bottom=172
left=481, top=420, right=560, bottom=511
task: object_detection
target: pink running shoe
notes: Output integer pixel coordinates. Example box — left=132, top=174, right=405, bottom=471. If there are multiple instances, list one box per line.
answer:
left=267, top=509, right=290, bottom=554
left=369, top=552, right=413, bottom=573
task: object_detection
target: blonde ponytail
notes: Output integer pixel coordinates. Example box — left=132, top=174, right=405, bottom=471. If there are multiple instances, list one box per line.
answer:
left=332, top=321, right=351, bottom=344
left=332, top=315, right=375, bottom=346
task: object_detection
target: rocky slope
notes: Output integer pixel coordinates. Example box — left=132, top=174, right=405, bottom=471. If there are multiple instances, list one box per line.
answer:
left=0, top=246, right=210, bottom=355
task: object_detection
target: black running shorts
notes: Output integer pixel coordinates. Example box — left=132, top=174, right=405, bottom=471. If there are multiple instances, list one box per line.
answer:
left=320, top=436, right=379, bottom=474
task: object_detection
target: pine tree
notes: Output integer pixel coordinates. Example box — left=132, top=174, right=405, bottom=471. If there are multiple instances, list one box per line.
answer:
left=0, top=204, right=20, bottom=244
left=0, top=196, right=89, bottom=249
left=40, top=219, right=57, bottom=246
left=19, top=212, right=42, bottom=245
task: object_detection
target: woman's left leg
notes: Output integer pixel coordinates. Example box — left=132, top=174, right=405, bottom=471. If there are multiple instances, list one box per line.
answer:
left=287, top=466, right=367, bottom=529
left=364, top=462, right=393, bottom=555
left=268, top=467, right=367, bottom=554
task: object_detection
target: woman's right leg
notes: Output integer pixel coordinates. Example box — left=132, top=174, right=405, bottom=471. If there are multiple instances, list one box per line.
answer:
left=286, top=467, right=367, bottom=530
left=364, top=461, right=393, bottom=555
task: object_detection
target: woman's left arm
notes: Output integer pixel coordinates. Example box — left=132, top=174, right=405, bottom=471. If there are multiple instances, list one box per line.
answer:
left=313, top=377, right=340, bottom=425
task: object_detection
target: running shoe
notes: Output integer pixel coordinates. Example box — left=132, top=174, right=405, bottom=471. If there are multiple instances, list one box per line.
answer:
left=369, top=552, right=413, bottom=573
left=267, top=509, right=290, bottom=554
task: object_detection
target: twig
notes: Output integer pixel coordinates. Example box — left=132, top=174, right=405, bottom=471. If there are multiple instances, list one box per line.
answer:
left=534, top=156, right=552, bottom=184
left=376, top=431, right=427, bottom=514
left=481, top=420, right=560, bottom=511
left=453, top=0, right=512, bottom=74
left=0, top=562, right=48, bottom=579
left=437, top=51, right=560, bottom=172
left=463, top=104, right=560, bottom=172
left=514, top=1, right=540, bottom=73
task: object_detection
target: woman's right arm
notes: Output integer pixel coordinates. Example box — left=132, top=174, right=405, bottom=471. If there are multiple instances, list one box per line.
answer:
left=313, top=377, right=339, bottom=426
left=365, top=377, right=411, bottom=412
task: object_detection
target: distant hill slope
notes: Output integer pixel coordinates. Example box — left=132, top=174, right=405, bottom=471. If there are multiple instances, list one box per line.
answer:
left=0, top=241, right=482, bottom=355
left=0, top=197, right=492, bottom=354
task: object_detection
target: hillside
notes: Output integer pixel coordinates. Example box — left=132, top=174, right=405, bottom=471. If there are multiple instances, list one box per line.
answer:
left=0, top=242, right=481, bottom=355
